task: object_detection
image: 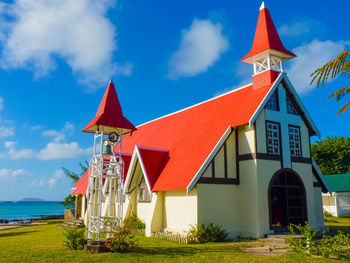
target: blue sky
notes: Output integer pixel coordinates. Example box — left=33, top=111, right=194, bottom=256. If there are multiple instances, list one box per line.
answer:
left=0, top=0, right=348, bottom=201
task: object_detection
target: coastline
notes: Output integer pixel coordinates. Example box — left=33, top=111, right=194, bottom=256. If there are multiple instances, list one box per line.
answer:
left=0, top=214, right=65, bottom=224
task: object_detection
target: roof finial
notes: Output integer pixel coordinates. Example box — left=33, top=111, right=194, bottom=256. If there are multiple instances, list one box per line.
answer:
left=109, top=80, right=113, bottom=84
left=260, top=1, right=265, bottom=10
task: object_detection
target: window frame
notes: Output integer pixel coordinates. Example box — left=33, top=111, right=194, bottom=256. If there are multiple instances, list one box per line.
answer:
left=265, top=89, right=280, bottom=111
left=286, top=95, right=299, bottom=115
left=138, top=177, right=151, bottom=203
left=265, top=121, right=282, bottom=156
left=288, top=125, right=302, bottom=158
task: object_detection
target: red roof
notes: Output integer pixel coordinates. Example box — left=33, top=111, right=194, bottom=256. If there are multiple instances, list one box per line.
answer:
left=72, top=154, right=132, bottom=195
left=242, top=6, right=295, bottom=62
left=137, top=146, right=169, bottom=189
left=82, top=81, right=136, bottom=135
left=118, top=82, right=275, bottom=192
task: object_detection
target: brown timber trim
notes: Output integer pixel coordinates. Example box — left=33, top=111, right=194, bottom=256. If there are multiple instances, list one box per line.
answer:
left=291, top=157, right=312, bottom=164
left=126, top=159, right=139, bottom=193
left=312, top=166, right=328, bottom=193
left=138, top=200, right=152, bottom=203
left=224, top=142, right=228, bottom=178
left=254, top=122, right=257, bottom=154
left=313, top=182, right=321, bottom=188
left=198, top=177, right=238, bottom=185
left=238, top=152, right=282, bottom=161
left=235, top=127, right=240, bottom=184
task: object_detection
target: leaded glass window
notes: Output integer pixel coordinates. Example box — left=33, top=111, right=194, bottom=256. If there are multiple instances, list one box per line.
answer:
left=265, top=90, right=279, bottom=111
left=287, top=96, right=298, bottom=115
left=138, top=177, right=151, bottom=202
left=266, top=122, right=280, bottom=155
left=289, top=126, right=301, bottom=157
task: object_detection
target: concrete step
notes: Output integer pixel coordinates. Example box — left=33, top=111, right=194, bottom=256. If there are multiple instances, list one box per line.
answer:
left=86, top=239, right=108, bottom=253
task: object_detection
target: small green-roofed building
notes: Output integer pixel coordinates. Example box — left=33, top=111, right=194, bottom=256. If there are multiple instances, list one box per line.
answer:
left=322, top=174, right=350, bottom=217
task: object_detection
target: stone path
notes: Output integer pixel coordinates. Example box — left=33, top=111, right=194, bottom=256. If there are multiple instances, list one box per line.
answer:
left=243, top=245, right=291, bottom=256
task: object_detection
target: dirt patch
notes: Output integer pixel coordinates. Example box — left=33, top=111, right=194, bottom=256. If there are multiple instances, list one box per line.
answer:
left=243, top=245, right=291, bottom=256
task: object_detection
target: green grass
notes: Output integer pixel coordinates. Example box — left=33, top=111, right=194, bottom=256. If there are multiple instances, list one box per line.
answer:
left=0, top=223, right=343, bottom=263
left=324, top=215, right=350, bottom=234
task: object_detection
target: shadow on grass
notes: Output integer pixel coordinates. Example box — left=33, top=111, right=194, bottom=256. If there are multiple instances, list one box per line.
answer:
left=133, top=245, right=240, bottom=256
left=328, top=225, right=350, bottom=234
left=0, top=230, right=38, bottom=238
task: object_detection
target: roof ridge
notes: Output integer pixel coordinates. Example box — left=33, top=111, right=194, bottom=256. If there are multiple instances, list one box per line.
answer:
left=137, top=82, right=252, bottom=128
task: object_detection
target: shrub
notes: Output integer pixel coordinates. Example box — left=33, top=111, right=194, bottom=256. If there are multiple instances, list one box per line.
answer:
left=105, top=228, right=137, bottom=252
left=286, top=222, right=350, bottom=258
left=124, top=214, right=146, bottom=232
left=63, top=227, right=86, bottom=250
left=187, top=223, right=228, bottom=243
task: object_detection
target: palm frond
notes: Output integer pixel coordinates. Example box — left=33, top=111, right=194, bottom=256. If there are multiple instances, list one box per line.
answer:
left=62, top=167, right=80, bottom=184
left=310, top=49, right=350, bottom=87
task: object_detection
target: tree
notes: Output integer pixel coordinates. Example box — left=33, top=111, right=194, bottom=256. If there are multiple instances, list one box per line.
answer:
left=310, top=49, right=350, bottom=116
left=311, top=136, right=350, bottom=175
left=61, top=161, right=89, bottom=207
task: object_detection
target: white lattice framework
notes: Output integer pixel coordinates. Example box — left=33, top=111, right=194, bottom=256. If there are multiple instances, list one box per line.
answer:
left=86, top=131, right=124, bottom=240
left=253, top=55, right=283, bottom=74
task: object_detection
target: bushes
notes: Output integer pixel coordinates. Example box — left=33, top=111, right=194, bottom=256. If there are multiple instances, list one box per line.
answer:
left=187, top=223, right=228, bottom=243
left=105, top=228, right=137, bottom=252
left=63, top=227, right=86, bottom=250
left=124, top=214, right=146, bottom=232
left=286, top=222, right=350, bottom=258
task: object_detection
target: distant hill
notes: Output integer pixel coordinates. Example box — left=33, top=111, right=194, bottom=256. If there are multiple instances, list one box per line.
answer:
left=19, top=198, right=46, bottom=202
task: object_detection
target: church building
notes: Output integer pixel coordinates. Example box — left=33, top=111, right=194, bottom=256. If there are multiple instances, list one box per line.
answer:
left=72, top=3, right=329, bottom=238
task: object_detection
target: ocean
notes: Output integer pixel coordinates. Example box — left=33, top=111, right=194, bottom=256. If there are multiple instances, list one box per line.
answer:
left=0, top=201, right=66, bottom=222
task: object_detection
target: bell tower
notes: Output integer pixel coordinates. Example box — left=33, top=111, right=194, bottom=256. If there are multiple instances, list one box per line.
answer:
left=242, top=2, right=296, bottom=88
left=82, top=80, right=136, bottom=240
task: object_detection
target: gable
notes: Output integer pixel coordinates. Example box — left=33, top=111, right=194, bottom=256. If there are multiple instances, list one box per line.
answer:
left=249, top=72, right=320, bottom=138
left=117, top=82, right=274, bottom=192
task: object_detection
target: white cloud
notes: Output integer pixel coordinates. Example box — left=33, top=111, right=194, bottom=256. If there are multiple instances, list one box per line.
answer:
left=279, top=21, right=310, bottom=37
left=168, top=19, right=229, bottom=79
left=8, top=147, right=36, bottom=159
left=48, top=169, right=64, bottom=188
left=37, top=142, right=91, bottom=160
left=286, top=39, right=347, bottom=94
left=0, top=168, right=30, bottom=180
left=42, top=122, right=74, bottom=142
left=4, top=141, right=15, bottom=148
left=0, top=0, right=131, bottom=90
left=30, top=179, right=45, bottom=187
left=29, top=125, right=42, bottom=130
left=0, top=125, right=15, bottom=138
left=0, top=97, right=3, bottom=111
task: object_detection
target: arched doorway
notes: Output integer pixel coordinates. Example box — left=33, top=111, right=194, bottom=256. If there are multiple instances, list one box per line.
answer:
left=269, top=169, right=307, bottom=230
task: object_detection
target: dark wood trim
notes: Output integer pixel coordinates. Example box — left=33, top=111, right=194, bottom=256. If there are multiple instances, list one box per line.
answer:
left=198, top=177, right=238, bottom=185
left=235, top=128, right=240, bottom=184
left=126, top=159, right=139, bottom=193
left=313, top=182, right=321, bottom=188
left=238, top=152, right=282, bottom=161
left=291, top=157, right=312, bottom=164
left=224, top=142, right=227, bottom=178
left=312, top=167, right=328, bottom=193
left=254, top=122, right=257, bottom=154
left=138, top=200, right=152, bottom=203
left=211, top=160, right=215, bottom=178
left=268, top=168, right=308, bottom=230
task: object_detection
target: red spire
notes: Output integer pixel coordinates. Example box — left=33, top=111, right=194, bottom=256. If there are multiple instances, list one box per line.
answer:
left=82, top=81, right=136, bottom=135
left=241, top=3, right=296, bottom=63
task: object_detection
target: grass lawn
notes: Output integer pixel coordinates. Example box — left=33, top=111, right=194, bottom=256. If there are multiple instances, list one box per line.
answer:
left=324, top=216, right=350, bottom=234
left=0, top=222, right=345, bottom=263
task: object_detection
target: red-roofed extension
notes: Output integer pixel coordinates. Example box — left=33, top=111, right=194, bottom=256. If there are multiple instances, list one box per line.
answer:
left=118, top=82, right=276, bottom=192
left=241, top=4, right=295, bottom=63
left=72, top=154, right=132, bottom=195
left=82, top=81, right=136, bottom=135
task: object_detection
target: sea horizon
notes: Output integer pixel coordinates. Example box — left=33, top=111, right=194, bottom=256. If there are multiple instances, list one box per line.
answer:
left=0, top=201, right=67, bottom=222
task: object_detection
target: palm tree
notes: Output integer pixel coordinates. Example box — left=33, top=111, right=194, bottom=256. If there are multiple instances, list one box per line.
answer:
left=310, top=49, right=350, bottom=116
left=61, top=161, right=89, bottom=207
